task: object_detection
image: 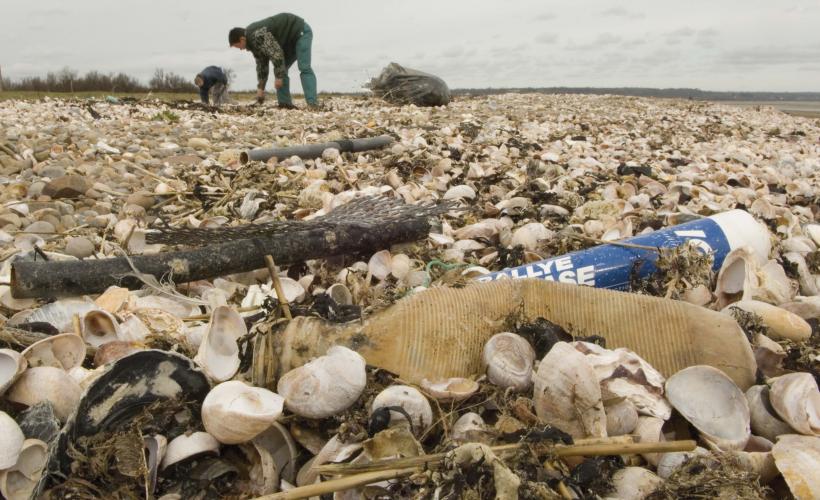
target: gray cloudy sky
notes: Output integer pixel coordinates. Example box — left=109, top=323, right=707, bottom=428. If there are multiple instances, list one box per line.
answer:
left=2, top=0, right=819, bottom=93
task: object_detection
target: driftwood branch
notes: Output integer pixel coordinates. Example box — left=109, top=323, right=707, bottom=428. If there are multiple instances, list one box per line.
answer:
left=11, top=197, right=452, bottom=299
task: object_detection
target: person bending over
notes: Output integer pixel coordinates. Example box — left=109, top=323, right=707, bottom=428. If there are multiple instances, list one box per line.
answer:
left=194, top=66, right=229, bottom=106
left=228, top=13, right=319, bottom=110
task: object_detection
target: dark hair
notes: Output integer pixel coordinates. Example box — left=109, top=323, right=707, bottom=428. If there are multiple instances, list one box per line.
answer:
left=228, top=27, right=245, bottom=46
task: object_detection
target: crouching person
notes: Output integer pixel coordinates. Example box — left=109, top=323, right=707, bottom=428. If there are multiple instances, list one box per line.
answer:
left=195, top=66, right=230, bottom=106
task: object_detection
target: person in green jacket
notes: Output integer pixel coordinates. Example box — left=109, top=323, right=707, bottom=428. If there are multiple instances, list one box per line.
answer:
left=229, top=13, right=319, bottom=110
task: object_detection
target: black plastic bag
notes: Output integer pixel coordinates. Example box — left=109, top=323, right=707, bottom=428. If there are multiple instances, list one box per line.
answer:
left=367, top=62, right=451, bottom=107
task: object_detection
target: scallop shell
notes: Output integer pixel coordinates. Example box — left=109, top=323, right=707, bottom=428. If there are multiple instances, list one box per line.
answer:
left=371, top=385, right=434, bottom=433
left=194, top=306, right=246, bottom=382
left=0, top=349, right=27, bottom=395
left=665, top=365, right=751, bottom=450
left=772, top=434, right=820, bottom=500
left=161, top=432, right=220, bottom=470
left=482, top=332, right=535, bottom=392
left=277, top=346, right=366, bottom=419
left=768, top=373, right=820, bottom=437
left=532, top=342, right=607, bottom=439
left=0, top=411, right=25, bottom=470
left=202, top=380, right=285, bottom=444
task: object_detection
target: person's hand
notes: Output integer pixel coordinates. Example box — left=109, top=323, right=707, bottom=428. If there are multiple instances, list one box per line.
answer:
left=274, top=78, right=284, bottom=90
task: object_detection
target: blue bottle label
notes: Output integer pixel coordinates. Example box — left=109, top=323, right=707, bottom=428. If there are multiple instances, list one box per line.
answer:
left=475, top=217, right=733, bottom=290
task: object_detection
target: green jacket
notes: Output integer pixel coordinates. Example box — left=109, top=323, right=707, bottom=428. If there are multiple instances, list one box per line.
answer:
left=246, top=13, right=305, bottom=88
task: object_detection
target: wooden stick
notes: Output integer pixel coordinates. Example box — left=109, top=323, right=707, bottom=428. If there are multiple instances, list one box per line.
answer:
left=264, top=255, right=292, bottom=320
left=254, top=467, right=417, bottom=500
left=316, top=440, right=696, bottom=476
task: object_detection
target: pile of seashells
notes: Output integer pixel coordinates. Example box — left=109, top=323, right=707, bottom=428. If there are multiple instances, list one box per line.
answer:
left=0, top=93, right=818, bottom=499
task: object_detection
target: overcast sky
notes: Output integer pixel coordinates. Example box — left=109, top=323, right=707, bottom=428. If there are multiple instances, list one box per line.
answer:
left=2, top=0, right=819, bottom=93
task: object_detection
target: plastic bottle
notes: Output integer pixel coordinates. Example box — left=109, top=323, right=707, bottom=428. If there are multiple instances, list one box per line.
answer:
left=474, top=209, right=770, bottom=289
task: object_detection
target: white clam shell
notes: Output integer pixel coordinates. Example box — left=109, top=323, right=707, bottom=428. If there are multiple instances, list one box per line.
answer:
left=21, top=333, right=85, bottom=371
left=452, top=412, right=486, bottom=443
left=573, top=341, right=672, bottom=420
left=0, top=349, right=27, bottom=395
left=368, top=250, right=392, bottom=281
left=443, top=184, right=476, bottom=201
left=194, top=306, right=246, bottom=382
left=202, top=380, right=285, bottom=444
left=605, top=399, right=639, bottom=437
left=533, top=342, right=607, bottom=439
left=747, top=385, right=797, bottom=442
left=0, top=411, right=25, bottom=470
left=161, top=432, right=220, bottom=470
left=7, top=366, right=83, bottom=422
left=8, top=299, right=98, bottom=333
left=769, top=373, right=820, bottom=437
left=666, top=365, right=751, bottom=451
left=0, top=438, right=48, bottom=500
left=482, top=332, right=535, bottom=392
left=510, top=222, right=553, bottom=251
left=723, top=300, right=811, bottom=342
left=634, top=416, right=667, bottom=466
left=421, top=377, right=479, bottom=401
left=277, top=346, right=366, bottom=419
left=772, top=434, right=820, bottom=499
left=242, top=422, right=299, bottom=494
left=610, top=466, right=663, bottom=500
left=371, top=385, right=433, bottom=433
left=326, top=283, right=353, bottom=306
left=82, top=310, right=121, bottom=347
left=390, top=254, right=411, bottom=280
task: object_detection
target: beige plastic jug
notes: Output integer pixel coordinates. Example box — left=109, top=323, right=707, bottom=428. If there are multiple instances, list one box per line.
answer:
left=272, top=279, right=756, bottom=390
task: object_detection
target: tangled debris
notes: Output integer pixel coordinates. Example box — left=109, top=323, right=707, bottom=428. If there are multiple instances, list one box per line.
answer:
left=1, top=93, right=819, bottom=499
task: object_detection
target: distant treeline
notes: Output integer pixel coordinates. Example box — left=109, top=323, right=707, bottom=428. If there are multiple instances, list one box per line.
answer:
left=0, top=67, right=207, bottom=93
left=452, top=86, right=820, bottom=102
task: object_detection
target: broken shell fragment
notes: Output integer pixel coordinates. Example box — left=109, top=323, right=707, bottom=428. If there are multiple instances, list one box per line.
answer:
left=161, top=432, right=220, bottom=470
left=371, top=385, right=434, bottom=433
left=6, top=366, right=83, bottom=422
left=482, top=332, right=535, bottom=392
left=202, top=380, right=285, bottom=444
left=533, top=342, right=607, bottom=439
left=93, top=340, right=143, bottom=367
left=420, top=377, right=479, bottom=401
left=0, top=349, right=27, bottom=395
left=665, top=365, right=751, bottom=450
left=768, top=373, right=820, bottom=437
left=0, top=411, right=25, bottom=469
left=242, top=422, right=299, bottom=494
left=277, top=346, right=366, bottom=419
left=21, top=333, right=85, bottom=371
left=634, top=416, right=667, bottom=466
left=193, top=306, right=246, bottom=382
left=772, top=434, right=820, bottom=500
left=747, top=385, right=796, bottom=442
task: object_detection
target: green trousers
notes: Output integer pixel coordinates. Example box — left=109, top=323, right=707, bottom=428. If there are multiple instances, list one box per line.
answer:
left=277, top=23, right=318, bottom=105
